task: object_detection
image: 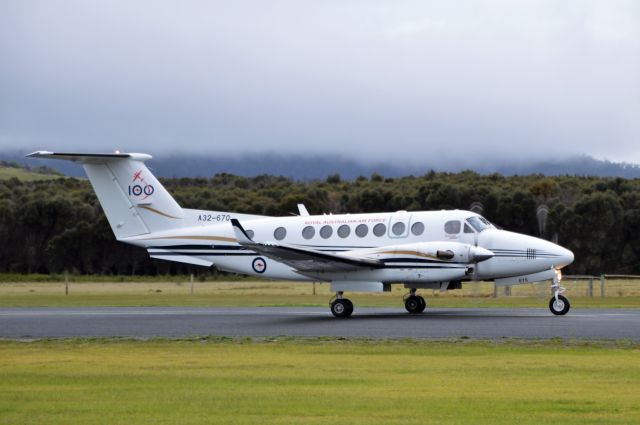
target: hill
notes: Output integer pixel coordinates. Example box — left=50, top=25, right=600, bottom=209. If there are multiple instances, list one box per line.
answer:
left=4, top=151, right=640, bottom=179
left=0, top=163, right=64, bottom=182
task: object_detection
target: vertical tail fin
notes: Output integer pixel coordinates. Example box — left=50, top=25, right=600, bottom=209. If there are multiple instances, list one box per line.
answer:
left=26, top=151, right=184, bottom=239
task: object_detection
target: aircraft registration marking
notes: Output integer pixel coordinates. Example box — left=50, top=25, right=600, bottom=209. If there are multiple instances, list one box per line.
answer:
left=197, top=214, right=231, bottom=222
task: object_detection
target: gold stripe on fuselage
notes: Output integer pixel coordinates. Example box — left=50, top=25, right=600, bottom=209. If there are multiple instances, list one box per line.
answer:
left=374, top=249, right=441, bottom=260
left=137, top=205, right=182, bottom=219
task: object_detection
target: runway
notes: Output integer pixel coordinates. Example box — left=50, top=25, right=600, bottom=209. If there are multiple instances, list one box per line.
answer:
left=2, top=307, right=640, bottom=340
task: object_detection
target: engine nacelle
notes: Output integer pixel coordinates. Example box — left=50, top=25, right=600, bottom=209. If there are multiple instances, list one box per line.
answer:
left=379, top=241, right=494, bottom=264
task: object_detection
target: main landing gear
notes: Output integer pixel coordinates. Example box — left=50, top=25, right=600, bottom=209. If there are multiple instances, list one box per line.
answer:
left=329, top=289, right=428, bottom=318
left=404, top=288, right=426, bottom=314
left=549, top=273, right=570, bottom=315
left=330, top=292, right=354, bottom=318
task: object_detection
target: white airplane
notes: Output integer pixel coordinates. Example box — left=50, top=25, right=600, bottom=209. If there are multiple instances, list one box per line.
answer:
left=28, top=151, right=575, bottom=317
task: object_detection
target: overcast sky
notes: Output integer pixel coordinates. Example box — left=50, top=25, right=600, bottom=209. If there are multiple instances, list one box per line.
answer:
left=1, top=0, right=638, bottom=165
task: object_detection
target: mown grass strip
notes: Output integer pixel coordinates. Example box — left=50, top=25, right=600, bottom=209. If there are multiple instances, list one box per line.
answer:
left=0, top=338, right=639, bottom=425
left=1, top=280, right=640, bottom=308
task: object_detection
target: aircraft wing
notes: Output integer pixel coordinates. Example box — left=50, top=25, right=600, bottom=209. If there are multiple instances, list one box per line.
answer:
left=230, top=219, right=382, bottom=272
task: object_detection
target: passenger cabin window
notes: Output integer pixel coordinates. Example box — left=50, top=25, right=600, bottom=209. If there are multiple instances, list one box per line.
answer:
left=246, top=230, right=255, bottom=239
left=392, top=222, right=405, bottom=236
left=444, top=220, right=461, bottom=234
left=274, top=227, right=287, bottom=240
left=373, top=223, right=386, bottom=237
left=302, top=226, right=315, bottom=240
left=355, top=224, right=368, bottom=237
left=337, top=225, right=350, bottom=238
left=411, top=222, right=425, bottom=236
left=320, top=225, right=333, bottom=239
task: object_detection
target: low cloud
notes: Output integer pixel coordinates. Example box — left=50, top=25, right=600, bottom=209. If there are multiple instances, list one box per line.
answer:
left=0, top=0, right=638, bottom=164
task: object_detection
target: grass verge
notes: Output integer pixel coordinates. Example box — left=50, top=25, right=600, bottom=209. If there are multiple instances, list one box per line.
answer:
left=1, top=280, right=639, bottom=308
left=0, top=338, right=639, bottom=425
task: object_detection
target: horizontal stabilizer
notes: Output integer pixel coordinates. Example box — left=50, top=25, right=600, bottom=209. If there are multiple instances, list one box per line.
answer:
left=148, top=250, right=214, bottom=267
left=26, top=151, right=152, bottom=163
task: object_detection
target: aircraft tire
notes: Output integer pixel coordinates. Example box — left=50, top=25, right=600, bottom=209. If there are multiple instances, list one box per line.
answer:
left=331, top=299, right=353, bottom=318
left=405, top=295, right=424, bottom=314
left=416, top=296, right=426, bottom=312
left=549, top=294, right=570, bottom=315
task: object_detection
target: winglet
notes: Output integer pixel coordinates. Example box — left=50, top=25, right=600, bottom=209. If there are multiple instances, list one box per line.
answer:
left=230, top=219, right=254, bottom=244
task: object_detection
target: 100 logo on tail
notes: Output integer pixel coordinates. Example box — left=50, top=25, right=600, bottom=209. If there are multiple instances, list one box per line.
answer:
left=128, top=170, right=154, bottom=200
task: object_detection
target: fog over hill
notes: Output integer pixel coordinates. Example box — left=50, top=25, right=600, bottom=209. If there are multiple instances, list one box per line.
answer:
left=5, top=151, right=640, bottom=180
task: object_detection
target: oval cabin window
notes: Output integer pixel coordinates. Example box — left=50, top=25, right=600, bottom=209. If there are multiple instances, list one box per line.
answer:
left=355, top=224, right=368, bottom=237
left=411, top=222, right=424, bottom=236
left=392, top=222, right=406, bottom=235
left=337, top=225, right=350, bottom=238
left=274, top=227, right=287, bottom=240
left=444, top=220, right=461, bottom=234
left=302, top=226, right=315, bottom=240
left=373, top=223, right=386, bottom=237
left=320, top=225, right=333, bottom=239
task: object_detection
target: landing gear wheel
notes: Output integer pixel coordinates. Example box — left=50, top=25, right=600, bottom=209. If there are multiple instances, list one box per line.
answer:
left=417, top=296, right=426, bottom=312
left=405, top=295, right=425, bottom=314
left=331, top=298, right=353, bottom=318
left=549, top=294, right=570, bottom=315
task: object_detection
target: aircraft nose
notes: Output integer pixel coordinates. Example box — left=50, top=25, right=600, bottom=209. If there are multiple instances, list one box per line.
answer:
left=554, top=245, right=574, bottom=268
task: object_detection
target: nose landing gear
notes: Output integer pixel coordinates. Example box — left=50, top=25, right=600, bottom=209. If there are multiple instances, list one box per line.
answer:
left=549, top=273, right=570, bottom=315
left=404, top=288, right=426, bottom=314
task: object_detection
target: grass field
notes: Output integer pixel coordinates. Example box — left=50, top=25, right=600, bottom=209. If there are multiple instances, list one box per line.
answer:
left=1, top=279, right=639, bottom=308
left=0, top=338, right=639, bottom=425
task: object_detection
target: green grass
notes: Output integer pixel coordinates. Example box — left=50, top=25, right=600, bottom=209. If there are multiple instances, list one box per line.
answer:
left=0, top=166, right=63, bottom=181
left=1, top=280, right=639, bottom=308
left=0, top=338, right=639, bottom=425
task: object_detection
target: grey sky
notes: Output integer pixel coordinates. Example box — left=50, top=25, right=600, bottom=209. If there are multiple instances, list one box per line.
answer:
left=1, top=0, right=639, bottom=165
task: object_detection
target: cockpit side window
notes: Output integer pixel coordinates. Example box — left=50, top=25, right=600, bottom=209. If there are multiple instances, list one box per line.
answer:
left=463, top=223, right=474, bottom=233
left=467, top=216, right=493, bottom=232
left=444, top=220, right=461, bottom=234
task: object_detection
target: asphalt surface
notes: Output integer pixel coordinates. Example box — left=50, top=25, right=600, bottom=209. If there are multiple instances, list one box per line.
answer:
left=1, top=307, right=639, bottom=340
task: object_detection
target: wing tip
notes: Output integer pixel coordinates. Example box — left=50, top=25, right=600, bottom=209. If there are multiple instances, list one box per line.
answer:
left=25, top=150, right=54, bottom=158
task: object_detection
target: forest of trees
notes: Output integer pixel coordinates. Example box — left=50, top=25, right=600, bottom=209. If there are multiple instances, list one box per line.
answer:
left=1, top=171, right=639, bottom=276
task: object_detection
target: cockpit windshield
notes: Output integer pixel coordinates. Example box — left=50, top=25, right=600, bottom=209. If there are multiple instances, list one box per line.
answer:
left=466, top=216, right=494, bottom=232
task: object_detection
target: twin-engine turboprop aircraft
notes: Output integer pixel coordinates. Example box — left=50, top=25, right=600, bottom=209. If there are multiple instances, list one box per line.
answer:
left=28, top=151, right=575, bottom=317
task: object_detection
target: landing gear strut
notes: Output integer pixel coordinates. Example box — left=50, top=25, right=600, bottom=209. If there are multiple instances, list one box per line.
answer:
left=330, top=292, right=353, bottom=318
left=404, top=288, right=426, bottom=314
left=549, top=272, right=570, bottom=315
